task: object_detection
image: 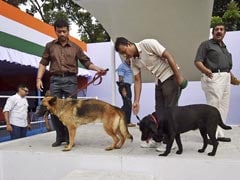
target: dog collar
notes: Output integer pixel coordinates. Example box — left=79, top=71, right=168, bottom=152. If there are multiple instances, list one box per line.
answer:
left=150, top=114, right=158, bottom=128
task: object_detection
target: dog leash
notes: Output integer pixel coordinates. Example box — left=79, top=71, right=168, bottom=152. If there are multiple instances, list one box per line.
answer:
left=69, top=68, right=109, bottom=98
left=85, top=68, right=109, bottom=87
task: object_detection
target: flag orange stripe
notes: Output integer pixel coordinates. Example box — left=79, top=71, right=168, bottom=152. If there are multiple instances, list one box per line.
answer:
left=0, top=0, right=86, bottom=51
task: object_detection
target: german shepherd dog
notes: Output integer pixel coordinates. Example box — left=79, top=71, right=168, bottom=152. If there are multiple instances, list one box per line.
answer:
left=139, top=104, right=232, bottom=156
left=38, top=96, right=133, bottom=151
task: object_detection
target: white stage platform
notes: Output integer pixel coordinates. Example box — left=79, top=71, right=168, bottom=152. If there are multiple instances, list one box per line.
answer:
left=0, top=123, right=239, bottom=180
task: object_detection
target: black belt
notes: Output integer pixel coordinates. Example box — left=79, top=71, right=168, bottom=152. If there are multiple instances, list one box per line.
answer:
left=157, top=75, right=174, bottom=84
left=211, top=69, right=230, bottom=73
left=52, top=72, right=76, bottom=77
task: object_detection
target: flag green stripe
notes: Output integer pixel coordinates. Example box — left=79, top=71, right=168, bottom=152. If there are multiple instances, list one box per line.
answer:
left=0, top=31, right=85, bottom=68
left=0, top=31, right=44, bottom=57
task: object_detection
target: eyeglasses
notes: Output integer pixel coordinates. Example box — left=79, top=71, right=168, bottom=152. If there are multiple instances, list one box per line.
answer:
left=22, top=88, right=29, bottom=93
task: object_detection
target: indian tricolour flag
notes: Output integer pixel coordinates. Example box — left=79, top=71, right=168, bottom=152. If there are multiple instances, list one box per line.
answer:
left=0, top=0, right=90, bottom=77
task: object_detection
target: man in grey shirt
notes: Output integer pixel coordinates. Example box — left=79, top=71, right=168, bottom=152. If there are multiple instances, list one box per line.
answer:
left=195, top=23, right=240, bottom=142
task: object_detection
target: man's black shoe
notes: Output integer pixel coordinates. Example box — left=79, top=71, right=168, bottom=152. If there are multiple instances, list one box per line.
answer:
left=217, top=137, right=231, bottom=142
left=52, top=141, right=63, bottom=147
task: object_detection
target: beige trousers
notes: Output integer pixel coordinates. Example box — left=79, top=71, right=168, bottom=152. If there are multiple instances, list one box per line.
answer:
left=201, top=72, right=231, bottom=137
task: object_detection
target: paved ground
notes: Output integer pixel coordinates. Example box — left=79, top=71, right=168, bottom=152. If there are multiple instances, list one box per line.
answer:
left=0, top=123, right=240, bottom=180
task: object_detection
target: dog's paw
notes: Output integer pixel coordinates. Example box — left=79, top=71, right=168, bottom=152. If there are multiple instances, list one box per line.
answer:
left=62, top=148, right=71, bottom=151
left=207, top=152, right=216, bottom=156
left=198, top=149, right=205, bottom=153
left=105, top=146, right=114, bottom=151
left=115, top=145, right=122, bottom=149
left=176, top=150, right=182, bottom=154
left=62, top=145, right=73, bottom=151
left=159, top=153, right=168, bottom=156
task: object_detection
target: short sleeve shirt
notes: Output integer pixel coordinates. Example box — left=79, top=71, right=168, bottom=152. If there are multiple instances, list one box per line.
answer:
left=195, top=39, right=232, bottom=70
left=3, top=93, right=29, bottom=127
left=131, top=39, right=174, bottom=82
left=117, top=61, right=133, bottom=84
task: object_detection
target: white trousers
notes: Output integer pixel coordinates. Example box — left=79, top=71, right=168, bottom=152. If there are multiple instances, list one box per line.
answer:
left=201, top=72, right=231, bottom=137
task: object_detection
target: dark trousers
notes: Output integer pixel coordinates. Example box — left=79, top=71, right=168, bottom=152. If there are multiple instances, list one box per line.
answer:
left=50, top=75, right=78, bottom=143
left=153, top=75, right=180, bottom=142
left=118, top=83, right=132, bottom=124
left=10, top=124, right=27, bottom=140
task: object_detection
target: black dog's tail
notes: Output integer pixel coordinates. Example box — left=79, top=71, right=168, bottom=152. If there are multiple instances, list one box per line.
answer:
left=219, top=122, right=232, bottom=130
left=218, top=113, right=232, bottom=130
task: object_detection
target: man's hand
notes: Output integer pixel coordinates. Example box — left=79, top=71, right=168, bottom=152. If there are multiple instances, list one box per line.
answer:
left=98, top=68, right=109, bottom=76
left=179, top=79, right=188, bottom=89
left=36, top=79, right=44, bottom=92
left=6, top=124, right=12, bottom=132
left=132, top=102, right=140, bottom=115
left=27, top=123, right=32, bottom=130
left=121, top=87, right=127, bottom=97
left=231, top=76, right=240, bottom=85
left=204, top=69, right=213, bottom=79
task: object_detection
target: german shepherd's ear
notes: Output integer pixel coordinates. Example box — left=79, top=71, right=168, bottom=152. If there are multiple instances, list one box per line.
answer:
left=48, top=96, right=57, bottom=106
left=45, top=90, right=51, bottom=97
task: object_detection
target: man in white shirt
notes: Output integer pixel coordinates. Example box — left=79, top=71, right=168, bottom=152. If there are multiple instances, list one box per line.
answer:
left=115, top=37, right=186, bottom=152
left=3, top=84, right=31, bottom=140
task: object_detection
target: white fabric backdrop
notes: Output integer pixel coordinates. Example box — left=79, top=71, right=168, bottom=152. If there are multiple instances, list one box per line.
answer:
left=86, top=31, right=240, bottom=125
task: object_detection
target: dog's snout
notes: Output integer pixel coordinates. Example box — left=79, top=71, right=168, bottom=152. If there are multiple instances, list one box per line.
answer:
left=141, top=133, right=149, bottom=141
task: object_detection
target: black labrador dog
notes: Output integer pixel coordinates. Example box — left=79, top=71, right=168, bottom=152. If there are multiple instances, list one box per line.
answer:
left=139, top=104, right=232, bottom=156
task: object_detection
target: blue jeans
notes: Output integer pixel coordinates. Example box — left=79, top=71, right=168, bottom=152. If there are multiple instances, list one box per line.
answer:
left=10, top=124, right=27, bottom=140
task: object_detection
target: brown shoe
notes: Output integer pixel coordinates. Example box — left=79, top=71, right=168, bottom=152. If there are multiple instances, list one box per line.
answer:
left=128, top=123, right=136, bottom=127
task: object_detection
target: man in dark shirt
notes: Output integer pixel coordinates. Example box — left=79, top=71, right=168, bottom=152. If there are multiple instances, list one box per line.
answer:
left=36, top=19, right=107, bottom=147
left=194, top=23, right=239, bottom=142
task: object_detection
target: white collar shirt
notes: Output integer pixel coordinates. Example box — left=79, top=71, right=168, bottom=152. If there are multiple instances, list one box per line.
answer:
left=3, top=93, right=29, bottom=127
left=131, top=39, right=174, bottom=83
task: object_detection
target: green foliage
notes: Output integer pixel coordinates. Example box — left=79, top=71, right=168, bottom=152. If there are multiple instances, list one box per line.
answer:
left=222, top=1, right=240, bottom=31
left=3, top=0, right=28, bottom=7
left=39, top=0, right=110, bottom=42
left=211, top=16, right=223, bottom=28
left=6, top=0, right=240, bottom=41
left=8, top=0, right=110, bottom=43
left=212, top=0, right=240, bottom=31
left=212, top=0, right=232, bottom=17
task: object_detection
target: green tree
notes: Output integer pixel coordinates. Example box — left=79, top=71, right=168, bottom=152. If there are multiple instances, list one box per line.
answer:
left=3, top=0, right=28, bottom=8
left=6, top=0, right=240, bottom=41
left=5, top=0, right=110, bottom=43
left=212, top=0, right=232, bottom=17
left=211, top=16, right=223, bottom=28
left=222, top=1, right=240, bottom=31
left=212, top=0, right=240, bottom=31
left=41, top=0, right=110, bottom=42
